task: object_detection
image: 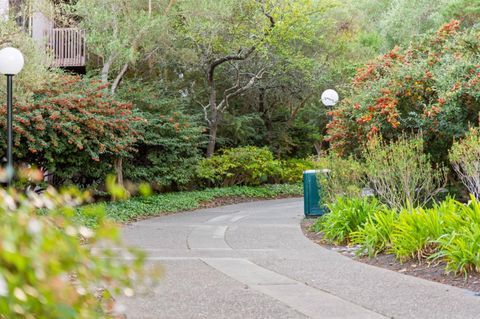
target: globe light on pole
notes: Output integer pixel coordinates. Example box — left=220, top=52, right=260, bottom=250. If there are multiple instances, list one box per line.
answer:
left=321, top=89, right=339, bottom=107
left=0, top=47, right=25, bottom=184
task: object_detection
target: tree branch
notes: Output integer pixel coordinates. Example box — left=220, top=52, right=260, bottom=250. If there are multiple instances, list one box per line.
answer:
left=207, top=46, right=256, bottom=84
left=218, top=68, right=266, bottom=111
left=111, top=62, right=129, bottom=94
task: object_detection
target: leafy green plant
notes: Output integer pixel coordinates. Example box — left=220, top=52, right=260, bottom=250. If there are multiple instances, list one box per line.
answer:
left=434, top=224, right=480, bottom=275
left=388, top=199, right=463, bottom=261
left=0, top=74, right=143, bottom=185
left=350, top=209, right=398, bottom=257
left=316, top=153, right=365, bottom=204
left=432, top=195, right=480, bottom=275
left=363, top=135, right=447, bottom=210
left=117, top=81, right=205, bottom=191
left=327, top=21, right=480, bottom=161
left=311, top=196, right=383, bottom=244
left=449, top=127, right=480, bottom=199
left=0, top=186, right=152, bottom=318
left=124, top=110, right=204, bottom=190
left=78, top=183, right=303, bottom=226
left=197, top=146, right=278, bottom=186
left=270, top=158, right=321, bottom=184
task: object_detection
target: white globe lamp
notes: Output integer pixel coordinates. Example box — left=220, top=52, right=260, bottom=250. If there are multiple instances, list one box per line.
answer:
left=0, top=47, right=24, bottom=185
left=321, top=89, right=339, bottom=107
left=0, top=47, right=24, bottom=75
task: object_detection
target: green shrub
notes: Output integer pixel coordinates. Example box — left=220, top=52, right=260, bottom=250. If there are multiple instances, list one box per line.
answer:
left=327, top=21, right=480, bottom=161
left=363, top=136, right=447, bottom=210
left=449, top=127, right=480, bottom=199
left=0, top=186, right=150, bottom=318
left=1, top=74, right=143, bottom=185
left=197, top=146, right=277, bottom=186
left=316, top=153, right=365, bottom=204
left=351, top=209, right=398, bottom=257
left=117, top=81, right=205, bottom=190
left=311, top=196, right=383, bottom=244
left=271, top=158, right=321, bottom=184
left=124, top=110, right=204, bottom=190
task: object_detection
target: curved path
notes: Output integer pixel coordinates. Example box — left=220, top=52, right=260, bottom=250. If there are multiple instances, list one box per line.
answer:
left=121, top=198, right=480, bottom=319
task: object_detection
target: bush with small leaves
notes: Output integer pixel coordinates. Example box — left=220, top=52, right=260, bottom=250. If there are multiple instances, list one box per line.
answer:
left=0, top=181, right=155, bottom=318
left=363, top=135, right=447, bottom=210
left=449, top=127, right=480, bottom=200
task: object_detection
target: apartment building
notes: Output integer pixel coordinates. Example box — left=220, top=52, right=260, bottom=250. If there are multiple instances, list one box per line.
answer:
left=0, top=0, right=86, bottom=70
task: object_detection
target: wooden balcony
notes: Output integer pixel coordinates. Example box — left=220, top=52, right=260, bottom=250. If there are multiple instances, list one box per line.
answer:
left=46, top=28, right=86, bottom=68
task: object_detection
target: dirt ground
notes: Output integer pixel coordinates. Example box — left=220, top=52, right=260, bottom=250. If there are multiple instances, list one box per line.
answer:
left=301, top=219, right=480, bottom=293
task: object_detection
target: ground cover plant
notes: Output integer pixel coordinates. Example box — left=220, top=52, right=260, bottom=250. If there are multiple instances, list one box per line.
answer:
left=76, top=183, right=303, bottom=227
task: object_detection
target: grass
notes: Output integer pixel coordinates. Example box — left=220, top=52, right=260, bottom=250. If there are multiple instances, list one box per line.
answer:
left=75, top=183, right=303, bottom=227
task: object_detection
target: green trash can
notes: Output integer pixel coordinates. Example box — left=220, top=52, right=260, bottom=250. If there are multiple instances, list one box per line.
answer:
left=303, top=170, right=327, bottom=217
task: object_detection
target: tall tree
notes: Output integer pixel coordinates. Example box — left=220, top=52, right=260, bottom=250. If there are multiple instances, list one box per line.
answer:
left=176, top=0, right=331, bottom=157
left=72, top=0, right=172, bottom=184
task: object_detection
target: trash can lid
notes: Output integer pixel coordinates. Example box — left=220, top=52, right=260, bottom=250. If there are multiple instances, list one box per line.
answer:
left=303, top=169, right=331, bottom=174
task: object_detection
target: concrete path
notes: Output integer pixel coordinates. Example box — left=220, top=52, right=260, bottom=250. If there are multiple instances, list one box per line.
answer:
left=121, top=198, right=480, bottom=319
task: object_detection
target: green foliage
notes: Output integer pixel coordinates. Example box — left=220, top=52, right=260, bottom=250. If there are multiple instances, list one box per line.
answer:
left=272, top=158, right=321, bottom=184
left=2, top=75, right=142, bottom=185
left=73, top=0, right=168, bottom=78
left=432, top=196, right=480, bottom=275
left=316, top=154, right=365, bottom=203
left=390, top=207, right=447, bottom=261
left=328, top=21, right=480, bottom=161
left=310, top=196, right=383, bottom=244
left=117, top=81, right=204, bottom=190
left=351, top=209, right=398, bottom=257
left=363, top=136, right=447, bottom=209
left=449, top=127, right=480, bottom=199
left=0, top=186, right=149, bottom=318
left=434, top=224, right=480, bottom=276
left=0, top=20, right=52, bottom=104
left=197, top=146, right=276, bottom=186
left=77, top=184, right=302, bottom=226
left=197, top=146, right=319, bottom=186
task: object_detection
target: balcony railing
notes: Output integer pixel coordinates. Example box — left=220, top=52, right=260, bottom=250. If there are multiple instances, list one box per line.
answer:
left=46, top=28, right=86, bottom=67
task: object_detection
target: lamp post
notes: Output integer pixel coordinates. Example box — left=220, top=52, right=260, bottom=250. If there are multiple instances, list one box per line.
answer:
left=0, top=47, right=25, bottom=185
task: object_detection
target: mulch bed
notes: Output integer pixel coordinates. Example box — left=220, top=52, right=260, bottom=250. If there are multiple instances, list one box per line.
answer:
left=301, top=218, right=480, bottom=293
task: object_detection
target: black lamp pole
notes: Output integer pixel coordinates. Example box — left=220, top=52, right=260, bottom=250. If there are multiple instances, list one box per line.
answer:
left=6, top=74, right=13, bottom=185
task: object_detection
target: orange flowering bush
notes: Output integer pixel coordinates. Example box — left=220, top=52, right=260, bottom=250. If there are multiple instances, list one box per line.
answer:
left=0, top=74, right=143, bottom=184
left=327, top=21, right=480, bottom=160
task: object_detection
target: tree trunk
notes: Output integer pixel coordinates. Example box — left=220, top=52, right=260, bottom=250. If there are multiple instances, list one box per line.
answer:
left=206, top=99, right=219, bottom=157
left=111, top=62, right=129, bottom=94
left=114, top=158, right=124, bottom=186
left=101, top=55, right=114, bottom=83
left=206, top=119, right=218, bottom=158
left=206, top=75, right=218, bottom=158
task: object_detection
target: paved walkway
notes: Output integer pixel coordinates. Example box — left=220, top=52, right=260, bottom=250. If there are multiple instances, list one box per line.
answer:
left=121, top=198, right=480, bottom=319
